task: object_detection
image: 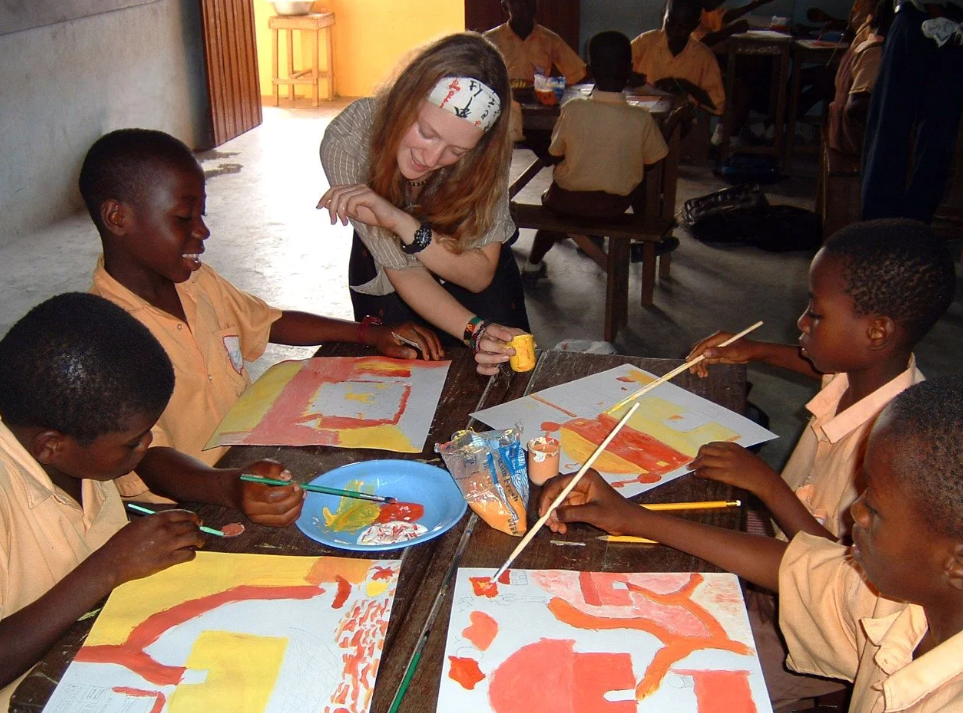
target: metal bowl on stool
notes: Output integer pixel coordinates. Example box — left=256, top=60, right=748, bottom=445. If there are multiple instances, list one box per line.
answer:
left=272, top=1, right=314, bottom=15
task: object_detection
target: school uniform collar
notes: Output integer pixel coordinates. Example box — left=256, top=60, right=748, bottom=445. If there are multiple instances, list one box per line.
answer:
left=590, top=89, right=627, bottom=104
left=860, top=605, right=963, bottom=711
left=806, top=355, right=920, bottom=444
left=92, top=255, right=200, bottom=330
left=658, top=30, right=698, bottom=60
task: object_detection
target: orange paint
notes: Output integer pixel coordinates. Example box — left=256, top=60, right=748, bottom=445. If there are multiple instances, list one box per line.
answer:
left=221, top=522, right=245, bottom=537
left=333, top=575, right=352, bottom=609
left=462, top=610, right=499, bottom=651
left=448, top=656, right=486, bottom=690
left=112, top=687, right=166, bottom=713
left=470, top=576, right=499, bottom=598
left=329, top=595, right=393, bottom=711
left=531, top=394, right=578, bottom=417
left=375, top=501, right=424, bottom=523
left=498, top=570, right=511, bottom=585
left=539, top=421, right=561, bottom=432
left=306, top=556, right=371, bottom=586
left=676, top=669, right=757, bottom=713
left=372, top=565, right=396, bottom=581
left=564, top=412, right=691, bottom=475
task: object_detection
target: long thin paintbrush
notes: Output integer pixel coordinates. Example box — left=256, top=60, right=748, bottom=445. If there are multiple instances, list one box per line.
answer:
left=239, top=474, right=397, bottom=504
left=126, top=503, right=225, bottom=537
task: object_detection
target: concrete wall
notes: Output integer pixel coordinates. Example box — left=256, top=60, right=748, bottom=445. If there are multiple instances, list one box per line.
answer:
left=0, top=0, right=209, bottom=247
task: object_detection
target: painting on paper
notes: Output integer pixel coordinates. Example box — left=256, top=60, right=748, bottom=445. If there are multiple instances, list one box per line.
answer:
left=472, top=364, right=775, bottom=498
left=438, top=568, right=772, bottom=713
left=42, top=552, right=400, bottom=713
left=206, top=356, right=451, bottom=452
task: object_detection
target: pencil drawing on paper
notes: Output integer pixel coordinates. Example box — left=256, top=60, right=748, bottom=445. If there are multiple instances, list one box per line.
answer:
left=42, top=552, right=399, bottom=713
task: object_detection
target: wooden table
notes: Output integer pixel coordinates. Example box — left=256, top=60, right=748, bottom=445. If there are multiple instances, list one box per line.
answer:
left=11, top=348, right=749, bottom=713
left=785, top=39, right=849, bottom=167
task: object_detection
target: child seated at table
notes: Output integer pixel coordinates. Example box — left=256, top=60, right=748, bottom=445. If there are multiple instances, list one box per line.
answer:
left=80, top=129, right=443, bottom=502
left=630, top=0, right=726, bottom=115
left=541, top=374, right=963, bottom=713
left=521, top=31, right=670, bottom=282
left=684, top=218, right=954, bottom=709
left=0, top=293, right=304, bottom=707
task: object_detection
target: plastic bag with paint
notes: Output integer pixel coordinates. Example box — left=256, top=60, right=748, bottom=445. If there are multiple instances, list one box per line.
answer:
left=436, top=427, right=529, bottom=536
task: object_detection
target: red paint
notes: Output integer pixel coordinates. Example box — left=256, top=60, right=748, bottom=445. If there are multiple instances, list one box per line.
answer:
left=616, top=376, right=635, bottom=382
left=565, top=412, right=691, bottom=476
left=221, top=522, right=245, bottom=537
left=375, top=501, right=424, bottom=523
left=470, top=576, right=499, bottom=598
left=329, top=595, right=393, bottom=711
left=488, top=638, right=636, bottom=713
left=539, top=421, right=561, bottom=432
left=448, top=656, right=486, bottom=690
left=372, top=565, right=396, bottom=581
left=76, top=583, right=322, bottom=685
left=462, top=610, right=499, bottom=651
left=332, top=575, right=352, bottom=609
left=111, top=687, right=166, bottom=713
left=675, top=669, right=757, bottom=713
left=530, top=394, right=578, bottom=418
left=497, top=570, right=511, bottom=585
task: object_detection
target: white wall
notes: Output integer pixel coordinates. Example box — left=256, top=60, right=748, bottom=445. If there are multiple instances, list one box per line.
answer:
left=0, top=0, right=209, bottom=247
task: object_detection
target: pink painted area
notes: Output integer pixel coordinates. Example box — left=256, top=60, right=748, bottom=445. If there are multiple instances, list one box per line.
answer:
left=448, top=656, right=486, bottom=690
left=675, top=669, right=757, bottom=713
left=488, top=638, right=636, bottom=713
left=462, top=611, right=499, bottom=651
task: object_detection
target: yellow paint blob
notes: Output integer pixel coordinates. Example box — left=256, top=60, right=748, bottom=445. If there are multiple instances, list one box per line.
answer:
left=322, top=479, right=380, bottom=532
left=366, top=580, right=390, bottom=597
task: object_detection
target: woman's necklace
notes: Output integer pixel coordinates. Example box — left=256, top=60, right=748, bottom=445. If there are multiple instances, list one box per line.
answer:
left=406, top=178, right=429, bottom=187
left=404, top=179, right=424, bottom=210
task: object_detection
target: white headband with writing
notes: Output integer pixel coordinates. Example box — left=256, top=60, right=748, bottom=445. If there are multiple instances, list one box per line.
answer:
left=426, top=77, right=501, bottom=132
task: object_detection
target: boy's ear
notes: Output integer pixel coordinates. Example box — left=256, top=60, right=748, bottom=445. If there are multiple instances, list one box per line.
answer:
left=100, top=199, right=131, bottom=237
left=30, top=429, right=71, bottom=466
left=945, top=543, right=963, bottom=591
left=865, top=315, right=896, bottom=351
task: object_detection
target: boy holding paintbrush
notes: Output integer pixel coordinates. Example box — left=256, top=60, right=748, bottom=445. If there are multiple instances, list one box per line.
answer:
left=79, top=129, right=444, bottom=504
left=0, top=294, right=302, bottom=707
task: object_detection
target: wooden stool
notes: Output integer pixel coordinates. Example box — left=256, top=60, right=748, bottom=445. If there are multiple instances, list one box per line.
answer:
left=268, top=12, right=335, bottom=106
left=785, top=39, right=848, bottom=168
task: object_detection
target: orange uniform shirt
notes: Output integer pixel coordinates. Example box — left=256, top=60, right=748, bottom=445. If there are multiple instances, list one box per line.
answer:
left=779, top=356, right=923, bottom=541
left=631, top=29, right=726, bottom=114
left=0, top=418, right=127, bottom=708
left=484, top=22, right=587, bottom=86
left=780, top=533, right=963, bottom=712
left=91, top=259, right=281, bottom=499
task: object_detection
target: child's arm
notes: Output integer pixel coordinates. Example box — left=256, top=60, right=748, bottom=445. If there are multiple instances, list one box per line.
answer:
left=0, top=510, right=202, bottom=689
left=686, top=331, right=822, bottom=379
left=135, top=448, right=305, bottom=528
left=269, top=311, right=444, bottom=361
left=540, top=470, right=788, bottom=591
left=689, top=442, right=837, bottom=540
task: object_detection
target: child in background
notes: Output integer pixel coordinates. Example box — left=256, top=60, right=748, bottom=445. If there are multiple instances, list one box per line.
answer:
left=631, top=0, right=726, bottom=115
left=80, top=129, right=443, bottom=503
left=541, top=375, right=963, bottom=713
left=521, top=31, right=670, bottom=281
left=0, top=294, right=301, bottom=707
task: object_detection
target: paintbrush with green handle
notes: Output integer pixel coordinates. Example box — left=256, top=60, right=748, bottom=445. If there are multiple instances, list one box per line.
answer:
left=126, top=503, right=225, bottom=537
left=239, top=474, right=397, bottom=504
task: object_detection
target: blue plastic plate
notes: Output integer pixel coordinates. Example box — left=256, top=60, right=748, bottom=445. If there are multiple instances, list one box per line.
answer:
left=295, top=460, right=467, bottom=551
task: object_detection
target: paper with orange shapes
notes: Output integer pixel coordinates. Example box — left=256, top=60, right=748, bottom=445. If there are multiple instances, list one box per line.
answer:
left=41, top=552, right=400, bottom=713
left=438, top=569, right=772, bottom=713
left=205, top=356, right=451, bottom=452
left=472, top=364, right=775, bottom=498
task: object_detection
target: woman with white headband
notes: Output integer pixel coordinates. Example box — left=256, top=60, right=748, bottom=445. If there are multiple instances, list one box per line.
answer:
left=319, top=33, right=529, bottom=375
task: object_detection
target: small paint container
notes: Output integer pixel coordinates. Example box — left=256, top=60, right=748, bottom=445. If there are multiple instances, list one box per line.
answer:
left=508, top=333, right=537, bottom=372
left=527, top=437, right=561, bottom=485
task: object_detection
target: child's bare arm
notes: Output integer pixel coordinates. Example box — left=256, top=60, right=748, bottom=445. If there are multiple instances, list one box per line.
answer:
left=0, top=511, right=201, bottom=689
left=136, top=448, right=304, bottom=527
left=686, top=331, right=821, bottom=379
left=269, top=311, right=444, bottom=361
left=690, top=443, right=836, bottom=540
left=539, top=470, right=787, bottom=591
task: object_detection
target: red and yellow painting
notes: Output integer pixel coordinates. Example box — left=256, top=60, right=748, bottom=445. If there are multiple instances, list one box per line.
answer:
left=439, top=569, right=771, bottom=713
left=206, top=356, right=451, bottom=453
left=42, top=553, right=399, bottom=713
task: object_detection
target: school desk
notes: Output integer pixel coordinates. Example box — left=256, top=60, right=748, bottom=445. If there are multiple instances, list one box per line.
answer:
left=785, top=39, right=849, bottom=168
left=9, top=347, right=750, bottom=713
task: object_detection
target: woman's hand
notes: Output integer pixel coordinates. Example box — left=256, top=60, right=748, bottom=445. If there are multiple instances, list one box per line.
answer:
left=474, top=323, right=526, bottom=376
left=318, top=184, right=405, bottom=232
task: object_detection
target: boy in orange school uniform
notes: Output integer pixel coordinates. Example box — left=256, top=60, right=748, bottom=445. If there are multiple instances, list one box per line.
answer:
left=80, top=129, right=443, bottom=503
left=521, top=31, right=670, bottom=281
left=631, top=0, right=726, bottom=115
left=542, top=374, right=963, bottom=713
left=0, top=293, right=303, bottom=707
left=685, top=219, right=955, bottom=709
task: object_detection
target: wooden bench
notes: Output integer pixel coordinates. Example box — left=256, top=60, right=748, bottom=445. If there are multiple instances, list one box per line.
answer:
left=509, top=158, right=675, bottom=341
left=816, top=133, right=861, bottom=238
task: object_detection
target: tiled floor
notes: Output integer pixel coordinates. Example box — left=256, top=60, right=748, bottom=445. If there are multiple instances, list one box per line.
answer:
left=2, top=103, right=960, bottom=470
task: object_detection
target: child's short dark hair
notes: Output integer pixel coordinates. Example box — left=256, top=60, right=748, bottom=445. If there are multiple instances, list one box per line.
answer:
left=78, top=129, right=199, bottom=230
left=588, top=31, right=632, bottom=90
left=822, top=219, right=956, bottom=343
left=885, top=376, right=963, bottom=539
left=0, top=293, right=174, bottom=446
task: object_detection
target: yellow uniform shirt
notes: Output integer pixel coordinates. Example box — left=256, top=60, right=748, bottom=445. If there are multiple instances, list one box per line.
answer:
left=780, top=533, right=963, bottom=712
left=90, top=259, right=281, bottom=498
left=0, top=418, right=127, bottom=708
left=550, top=89, right=669, bottom=195
left=779, top=356, right=923, bottom=541
left=631, top=29, right=726, bottom=115
left=484, top=22, right=587, bottom=86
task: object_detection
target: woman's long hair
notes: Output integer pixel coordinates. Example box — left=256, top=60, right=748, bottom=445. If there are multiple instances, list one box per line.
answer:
left=369, top=33, right=512, bottom=253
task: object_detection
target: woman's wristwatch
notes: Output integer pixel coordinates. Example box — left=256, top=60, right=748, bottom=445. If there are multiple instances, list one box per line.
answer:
left=401, top=221, right=433, bottom=254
